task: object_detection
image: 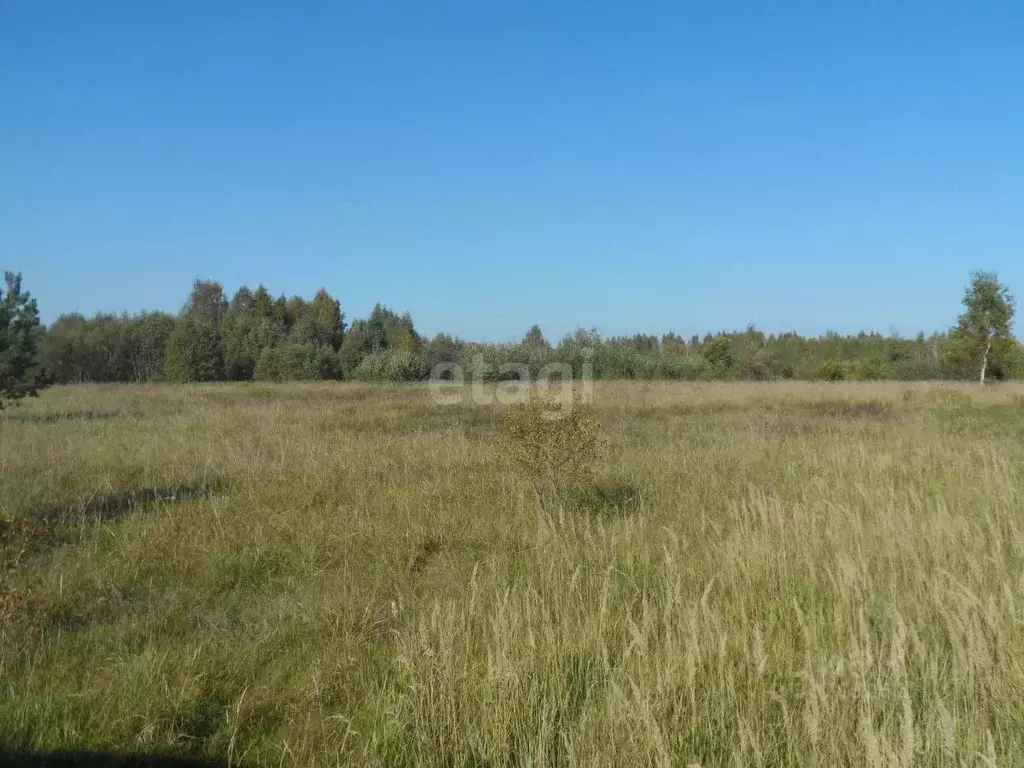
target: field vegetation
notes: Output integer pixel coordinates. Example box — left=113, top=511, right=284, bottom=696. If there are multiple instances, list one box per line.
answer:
left=2, top=381, right=1024, bottom=765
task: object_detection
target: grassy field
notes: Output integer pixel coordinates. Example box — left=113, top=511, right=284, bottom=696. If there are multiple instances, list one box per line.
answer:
left=2, top=381, right=1024, bottom=766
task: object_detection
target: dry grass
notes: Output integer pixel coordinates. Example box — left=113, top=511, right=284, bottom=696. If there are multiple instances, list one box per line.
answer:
left=1, top=380, right=1023, bottom=766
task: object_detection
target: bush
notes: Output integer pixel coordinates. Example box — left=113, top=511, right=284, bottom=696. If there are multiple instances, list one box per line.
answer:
left=454, top=343, right=556, bottom=383
left=351, top=349, right=428, bottom=383
left=702, top=336, right=735, bottom=377
left=887, top=358, right=943, bottom=381
left=734, top=347, right=783, bottom=381
left=814, top=359, right=845, bottom=382
left=593, top=344, right=648, bottom=379
left=253, top=343, right=339, bottom=381
left=851, top=357, right=886, bottom=381
left=653, top=353, right=708, bottom=381
left=502, top=390, right=598, bottom=511
left=992, top=340, right=1024, bottom=380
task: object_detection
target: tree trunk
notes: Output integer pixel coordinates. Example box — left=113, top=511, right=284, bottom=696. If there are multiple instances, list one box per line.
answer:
left=980, top=337, right=991, bottom=385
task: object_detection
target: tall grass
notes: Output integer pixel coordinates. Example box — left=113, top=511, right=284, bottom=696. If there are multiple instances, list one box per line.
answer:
left=1, top=381, right=1023, bottom=765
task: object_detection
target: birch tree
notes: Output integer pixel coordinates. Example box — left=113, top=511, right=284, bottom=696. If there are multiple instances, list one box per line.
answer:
left=953, top=272, right=1015, bottom=385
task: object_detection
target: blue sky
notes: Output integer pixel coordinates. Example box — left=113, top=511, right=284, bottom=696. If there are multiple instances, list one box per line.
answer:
left=2, top=1, right=1022, bottom=341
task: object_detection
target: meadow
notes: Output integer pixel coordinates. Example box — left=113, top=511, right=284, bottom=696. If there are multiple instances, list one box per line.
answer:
left=2, top=381, right=1024, bottom=766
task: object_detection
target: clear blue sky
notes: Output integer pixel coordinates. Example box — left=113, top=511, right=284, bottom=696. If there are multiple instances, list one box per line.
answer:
left=2, top=1, right=1022, bottom=341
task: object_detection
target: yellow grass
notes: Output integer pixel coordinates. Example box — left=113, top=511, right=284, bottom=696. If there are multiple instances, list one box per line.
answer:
left=2, top=381, right=1023, bottom=766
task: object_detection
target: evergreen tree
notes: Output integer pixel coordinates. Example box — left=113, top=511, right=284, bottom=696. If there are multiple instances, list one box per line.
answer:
left=523, top=324, right=549, bottom=349
left=0, top=272, right=46, bottom=407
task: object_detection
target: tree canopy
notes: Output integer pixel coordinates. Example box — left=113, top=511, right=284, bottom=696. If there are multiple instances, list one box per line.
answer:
left=20, top=271, right=1020, bottom=386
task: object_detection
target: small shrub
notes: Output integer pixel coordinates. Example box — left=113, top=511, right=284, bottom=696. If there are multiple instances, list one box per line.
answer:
left=888, top=358, right=943, bottom=381
left=814, top=359, right=845, bottom=382
left=352, top=349, right=428, bottom=383
left=502, top=390, right=598, bottom=510
left=654, top=353, right=708, bottom=381
left=851, top=358, right=886, bottom=381
left=254, top=343, right=339, bottom=381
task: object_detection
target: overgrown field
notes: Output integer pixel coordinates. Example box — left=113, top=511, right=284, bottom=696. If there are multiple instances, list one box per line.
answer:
left=2, top=381, right=1024, bottom=766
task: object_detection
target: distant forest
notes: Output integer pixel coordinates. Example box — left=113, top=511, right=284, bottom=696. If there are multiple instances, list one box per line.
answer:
left=39, top=279, right=1024, bottom=384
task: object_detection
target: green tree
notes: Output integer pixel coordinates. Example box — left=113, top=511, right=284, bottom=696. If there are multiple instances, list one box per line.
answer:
left=364, top=304, right=418, bottom=351
left=661, top=333, right=686, bottom=356
left=184, top=279, right=228, bottom=328
left=310, top=289, right=345, bottom=350
left=523, top=324, right=549, bottom=349
left=221, top=287, right=283, bottom=380
left=338, top=323, right=374, bottom=378
left=40, top=313, right=90, bottom=383
left=165, top=315, right=224, bottom=382
left=272, top=295, right=290, bottom=331
left=0, top=272, right=46, bottom=407
left=251, top=285, right=275, bottom=318
left=423, top=332, right=462, bottom=373
left=950, top=271, right=1016, bottom=384
left=166, top=280, right=228, bottom=382
left=339, top=304, right=419, bottom=377
left=83, top=313, right=133, bottom=381
left=555, top=328, right=601, bottom=379
left=702, top=335, right=734, bottom=377
left=126, top=312, right=175, bottom=381
left=290, top=290, right=344, bottom=351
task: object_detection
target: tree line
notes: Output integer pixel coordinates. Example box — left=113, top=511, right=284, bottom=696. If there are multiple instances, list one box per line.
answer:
left=17, top=272, right=1017, bottom=390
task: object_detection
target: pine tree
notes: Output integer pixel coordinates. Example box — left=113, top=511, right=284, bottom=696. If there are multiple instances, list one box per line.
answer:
left=0, top=272, right=47, bottom=407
